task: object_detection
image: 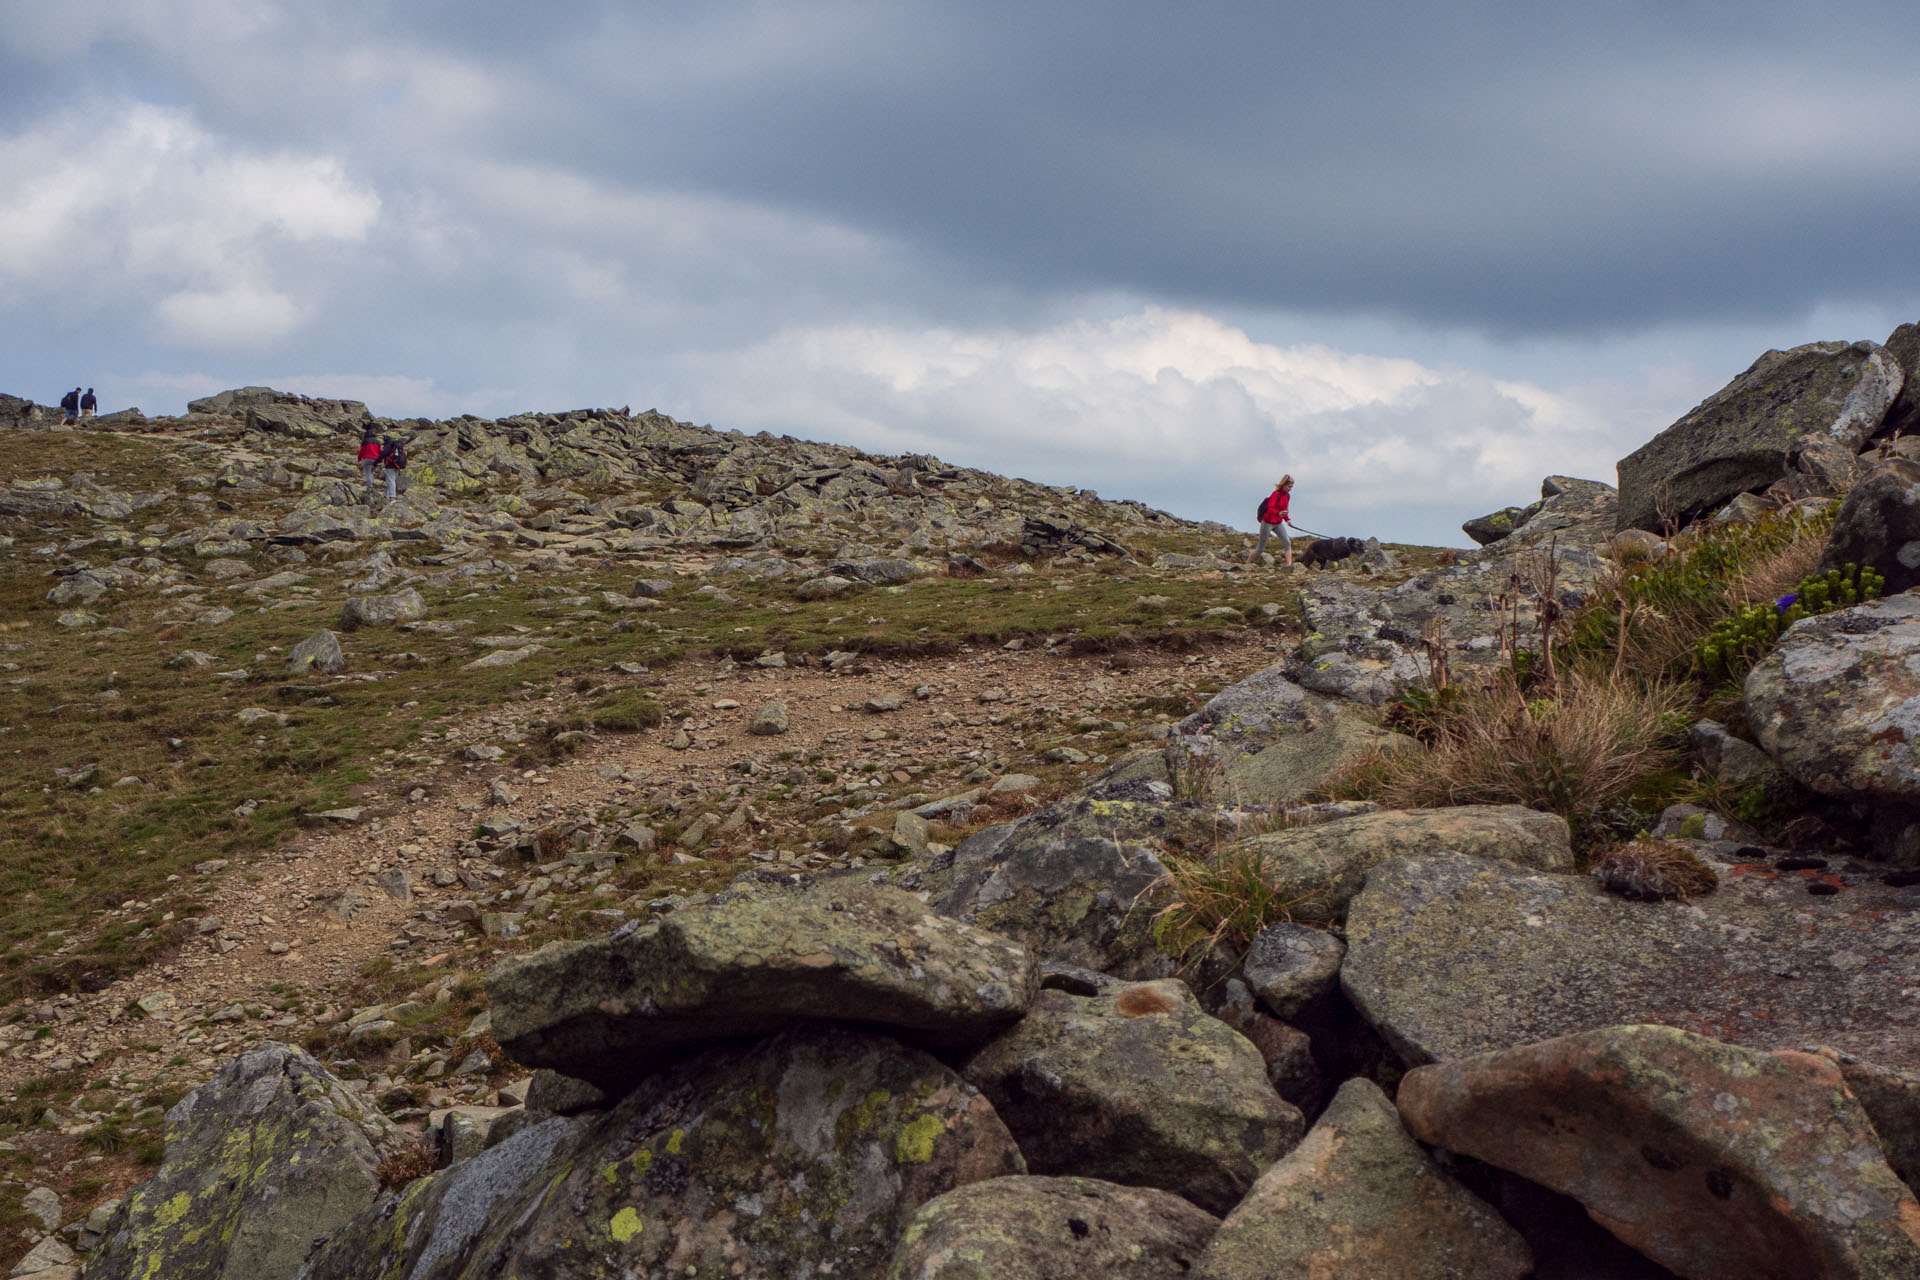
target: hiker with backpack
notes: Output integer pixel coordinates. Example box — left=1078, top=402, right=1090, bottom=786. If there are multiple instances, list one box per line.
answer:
left=1249, top=475, right=1294, bottom=567
left=357, top=426, right=383, bottom=495
left=79, top=389, right=97, bottom=419
left=58, top=388, right=80, bottom=423
left=376, top=434, right=410, bottom=500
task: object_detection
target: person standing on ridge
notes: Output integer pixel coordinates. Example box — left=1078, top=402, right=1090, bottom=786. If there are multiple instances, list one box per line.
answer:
left=1250, top=475, right=1294, bottom=567
left=79, top=388, right=97, bottom=419
left=376, top=434, right=409, bottom=500
left=357, top=426, right=383, bottom=496
left=58, top=388, right=80, bottom=423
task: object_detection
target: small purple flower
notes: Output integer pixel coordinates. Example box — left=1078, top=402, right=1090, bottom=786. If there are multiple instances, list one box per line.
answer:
left=1776, top=593, right=1799, bottom=612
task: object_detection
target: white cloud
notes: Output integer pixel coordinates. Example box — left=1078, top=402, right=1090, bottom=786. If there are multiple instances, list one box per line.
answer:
left=0, top=102, right=378, bottom=349
left=681, top=307, right=1640, bottom=545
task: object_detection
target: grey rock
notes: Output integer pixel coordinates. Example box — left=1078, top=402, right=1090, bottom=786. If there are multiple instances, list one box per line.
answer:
left=285, top=629, right=345, bottom=675
left=489, top=879, right=1036, bottom=1092
left=886, top=1176, right=1220, bottom=1280
left=1462, top=505, right=1533, bottom=546
left=340, top=587, right=426, bottom=628
left=1617, top=340, right=1903, bottom=532
left=747, top=700, right=790, bottom=735
left=795, top=574, right=856, bottom=600
left=1819, top=455, right=1920, bottom=595
left=85, top=1045, right=401, bottom=1280
left=1342, top=851, right=1920, bottom=1071
left=1175, top=663, right=1336, bottom=741
left=1220, top=716, right=1418, bottom=806
left=1241, top=923, right=1346, bottom=1020
left=964, top=980, right=1303, bottom=1214
left=1196, top=1078, right=1531, bottom=1280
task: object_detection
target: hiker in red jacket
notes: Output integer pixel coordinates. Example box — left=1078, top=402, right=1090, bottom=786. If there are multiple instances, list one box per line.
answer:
left=357, top=426, right=383, bottom=496
left=1250, top=475, right=1294, bottom=566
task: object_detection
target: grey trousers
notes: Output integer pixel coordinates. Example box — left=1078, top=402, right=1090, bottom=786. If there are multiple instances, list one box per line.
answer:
left=385, top=468, right=399, bottom=498
left=1254, top=521, right=1291, bottom=558
left=362, top=460, right=378, bottom=490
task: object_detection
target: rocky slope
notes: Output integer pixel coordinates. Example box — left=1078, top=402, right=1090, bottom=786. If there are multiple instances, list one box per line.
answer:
left=9, top=324, right=1920, bottom=1280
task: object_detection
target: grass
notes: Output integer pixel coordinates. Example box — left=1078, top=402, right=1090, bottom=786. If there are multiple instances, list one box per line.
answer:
left=1148, top=840, right=1312, bottom=968
left=1588, top=838, right=1719, bottom=901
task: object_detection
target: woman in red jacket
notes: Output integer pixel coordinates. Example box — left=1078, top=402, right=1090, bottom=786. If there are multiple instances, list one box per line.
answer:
left=1250, top=475, right=1294, bottom=566
left=357, top=427, right=382, bottom=496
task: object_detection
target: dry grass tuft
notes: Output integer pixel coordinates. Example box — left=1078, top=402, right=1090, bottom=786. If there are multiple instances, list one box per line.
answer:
left=1588, top=838, right=1718, bottom=901
left=1147, top=842, right=1314, bottom=967
left=375, top=1137, right=441, bottom=1189
left=1337, top=671, right=1689, bottom=842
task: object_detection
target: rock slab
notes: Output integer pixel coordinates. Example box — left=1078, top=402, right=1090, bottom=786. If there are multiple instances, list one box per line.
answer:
left=489, top=880, right=1036, bottom=1091
left=1398, top=1024, right=1920, bottom=1280
left=1196, top=1078, right=1532, bottom=1280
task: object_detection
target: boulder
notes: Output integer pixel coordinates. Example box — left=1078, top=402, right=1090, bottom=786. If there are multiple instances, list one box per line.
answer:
left=1820, top=1052, right=1920, bottom=1196
left=1220, top=716, right=1418, bottom=806
left=963, top=980, right=1303, bottom=1214
left=1462, top=504, right=1533, bottom=546
left=796, top=574, right=856, bottom=600
left=1342, top=851, right=1920, bottom=1071
left=1879, top=321, right=1920, bottom=441
left=1616, top=341, right=1903, bottom=533
left=1819, top=456, right=1920, bottom=595
left=1688, top=718, right=1789, bottom=793
left=748, top=700, right=790, bottom=735
left=285, top=629, right=346, bottom=675
left=303, top=1027, right=1024, bottom=1280
left=85, top=1045, right=402, bottom=1280
left=340, top=587, right=426, bottom=628
left=187, top=386, right=372, bottom=437
left=884, top=798, right=1224, bottom=978
left=886, top=1176, right=1220, bottom=1280
left=1174, top=663, right=1337, bottom=742
left=1745, top=593, right=1920, bottom=803
left=1398, top=1025, right=1920, bottom=1280
left=488, top=879, right=1036, bottom=1092
left=1483, top=475, right=1620, bottom=556
left=1241, top=922, right=1345, bottom=1020
left=1233, top=804, right=1574, bottom=925
left=1195, top=1078, right=1532, bottom=1280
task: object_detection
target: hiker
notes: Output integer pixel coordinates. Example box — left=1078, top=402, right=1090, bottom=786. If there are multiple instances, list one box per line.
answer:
left=79, top=388, right=97, bottom=419
left=1250, top=475, right=1294, bottom=567
left=376, top=434, right=409, bottom=500
left=357, top=426, right=383, bottom=495
left=58, top=388, right=80, bottom=423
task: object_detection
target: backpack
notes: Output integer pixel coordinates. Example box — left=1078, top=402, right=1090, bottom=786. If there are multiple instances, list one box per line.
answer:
left=381, top=440, right=408, bottom=469
left=1256, top=493, right=1280, bottom=524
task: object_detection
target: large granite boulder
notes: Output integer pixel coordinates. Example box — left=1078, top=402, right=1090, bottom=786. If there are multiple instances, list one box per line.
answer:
left=1219, top=716, right=1418, bottom=806
left=301, top=1026, right=1025, bottom=1280
left=86, top=1045, right=402, bottom=1280
left=1196, top=1078, right=1532, bottom=1280
left=1819, top=456, right=1920, bottom=595
left=489, top=880, right=1036, bottom=1092
left=886, top=1176, right=1220, bottom=1280
left=1233, top=805, right=1573, bottom=925
left=1616, top=341, right=1903, bottom=533
left=963, top=980, right=1302, bottom=1214
left=1745, top=593, right=1920, bottom=803
left=1342, top=851, right=1920, bottom=1071
left=1398, top=1025, right=1920, bottom=1280
left=882, top=798, right=1222, bottom=978
left=188, top=386, right=372, bottom=437
left=1175, top=664, right=1337, bottom=742
left=1880, top=322, right=1920, bottom=440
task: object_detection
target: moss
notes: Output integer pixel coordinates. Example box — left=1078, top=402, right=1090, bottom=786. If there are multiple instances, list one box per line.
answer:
left=895, top=1113, right=945, bottom=1164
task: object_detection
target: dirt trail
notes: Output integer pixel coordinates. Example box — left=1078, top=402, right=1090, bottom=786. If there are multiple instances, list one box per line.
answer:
left=3, top=634, right=1278, bottom=1093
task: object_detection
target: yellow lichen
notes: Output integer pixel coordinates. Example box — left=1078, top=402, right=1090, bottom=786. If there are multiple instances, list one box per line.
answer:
left=609, top=1207, right=643, bottom=1243
left=665, top=1128, right=685, bottom=1155
left=895, top=1113, right=945, bottom=1164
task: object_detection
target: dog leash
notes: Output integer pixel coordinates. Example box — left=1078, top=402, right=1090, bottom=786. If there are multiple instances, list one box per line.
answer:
left=1287, top=524, right=1335, bottom=540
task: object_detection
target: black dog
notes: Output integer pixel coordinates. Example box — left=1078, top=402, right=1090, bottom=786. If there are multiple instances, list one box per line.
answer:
left=1301, top=536, right=1365, bottom=570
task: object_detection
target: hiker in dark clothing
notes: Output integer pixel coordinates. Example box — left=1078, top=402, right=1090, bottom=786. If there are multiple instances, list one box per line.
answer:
left=79, top=389, right=97, bottom=418
left=59, top=388, right=80, bottom=423
left=376, top=435, right=409, bottom=500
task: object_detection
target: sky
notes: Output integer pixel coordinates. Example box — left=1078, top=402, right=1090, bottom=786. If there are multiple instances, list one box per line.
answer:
left=3, top=2, right=1918, bottom=546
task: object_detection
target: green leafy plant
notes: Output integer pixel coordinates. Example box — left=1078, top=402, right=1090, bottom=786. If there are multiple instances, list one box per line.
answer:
left=1694, top=562, right=1884, bottom=682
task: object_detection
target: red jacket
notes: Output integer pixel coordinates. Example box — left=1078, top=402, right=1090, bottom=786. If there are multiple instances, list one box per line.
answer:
left=357, top=440, right=382, bottom=462
left=1260, top=490, right=1290, bottom=524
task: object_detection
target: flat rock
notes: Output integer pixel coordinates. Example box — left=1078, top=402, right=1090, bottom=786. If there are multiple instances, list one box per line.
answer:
left=1196, top=1078, right=1532, bottom=1280
left=489, top=879, right=1036, bottom=1091
left=1235, top=804, right=1573, bottom=925
left=963, top=979, right=1302, bottom=1215
left=302, top=1026, right=1024, bottom=1280
left=1175, top=663, right=1337, bottom=741
left=1221, top=716, right=1419, bottom=806
left=84, top=1045, right=402, bottom=1280
left=1617, top=340, right=1902, bottom=532
left=1343, top=851, right=1920, bottom=1070
left=887, top=1176, right=1220, bottom=1280
left=340, top=586, right=426, bottom=628
left=1746, top=592, right=1920, bottom=803
left=1398, top=1025, right=1920, bottom=1280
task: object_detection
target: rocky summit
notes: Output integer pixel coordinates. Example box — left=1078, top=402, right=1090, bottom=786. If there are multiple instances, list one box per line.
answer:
left=10, top=321, right=1920, bottom=1280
